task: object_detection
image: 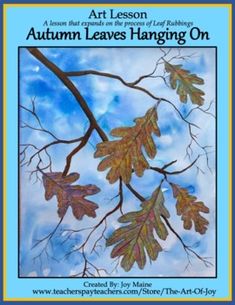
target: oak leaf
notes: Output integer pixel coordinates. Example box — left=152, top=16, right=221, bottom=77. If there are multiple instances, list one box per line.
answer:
left=42, top=172, right=80, bottom=200
left=94, top=107, right=160, bottom=184
left=171, top=183, right=209, bottom=234
left=106, top=187, right=169, bottom=271
left=165, top=61, right=205, bottom=105
left=42, top=172, right=100, bottom=220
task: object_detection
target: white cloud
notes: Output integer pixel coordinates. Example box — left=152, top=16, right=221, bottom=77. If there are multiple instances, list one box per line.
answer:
left=32, top=65, right=40, bottom=72
left=43, top=268, right=51, bottom=276
left=27, top=271, right=38, bottom=277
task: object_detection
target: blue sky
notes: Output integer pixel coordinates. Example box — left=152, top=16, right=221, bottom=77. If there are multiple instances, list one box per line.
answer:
left=19, top=47, right=216, bottom=277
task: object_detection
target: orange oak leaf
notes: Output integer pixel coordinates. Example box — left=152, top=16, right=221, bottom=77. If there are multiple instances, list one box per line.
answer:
left=42, top=172, right=100, bottom=220
left=106, top=187, right=169, bottom=271
left=165, top=61, right=205, bottom=105
left=94, top=107, right=160, bottom=184
left=171, top=183, right=209, bottom=234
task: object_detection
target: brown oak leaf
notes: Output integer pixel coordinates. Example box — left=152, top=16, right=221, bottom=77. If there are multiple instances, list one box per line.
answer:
left=171, top=183, right=209, bottom=234
left=165, top=60, right=205, bottom=105
left=106, top=187, right=169, bottom=271
left=42, top=172, right=79, bottom=200
left=42, top=172, right=100, bottom=220
left=94, top=107, right=160, bottom=184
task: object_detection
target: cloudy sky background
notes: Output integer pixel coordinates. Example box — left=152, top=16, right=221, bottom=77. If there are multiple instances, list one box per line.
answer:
left=19, top=47, right=216, bottom=277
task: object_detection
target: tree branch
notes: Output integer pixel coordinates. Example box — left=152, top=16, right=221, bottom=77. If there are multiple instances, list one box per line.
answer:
left=20, top=102, right=60, bottom=140
left=65, top=69, right=199, bottom=128
left=62, top=124, right=94, bottom=176
left=150, top=156, right=199, bottom=176
left=185, top=100, right=215, bottom=119
left=27, top=48, right=108, bottom=142
left=22, top=136, right=84, bottom=167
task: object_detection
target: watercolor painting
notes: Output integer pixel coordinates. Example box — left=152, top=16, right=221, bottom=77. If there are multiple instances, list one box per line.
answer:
left=19, top=47, right=216, bottom=277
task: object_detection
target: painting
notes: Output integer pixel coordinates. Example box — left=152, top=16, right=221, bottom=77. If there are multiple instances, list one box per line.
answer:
left=19, top=47, right=216, bottom=278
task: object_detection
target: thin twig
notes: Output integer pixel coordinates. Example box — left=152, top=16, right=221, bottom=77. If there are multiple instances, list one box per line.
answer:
left=150, top=156, right=199, bottom=176
left=161, top=214, right=213, bottom=268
